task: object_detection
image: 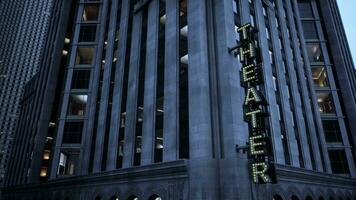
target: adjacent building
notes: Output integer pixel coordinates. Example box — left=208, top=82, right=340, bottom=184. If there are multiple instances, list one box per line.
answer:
left=2, top=0, right=356, bottom=199
left=0, top=0, right=56, bottom=185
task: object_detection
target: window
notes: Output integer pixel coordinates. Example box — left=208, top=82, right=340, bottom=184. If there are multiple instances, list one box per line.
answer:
left=43, top=150, right=50, bottom=160
left=317, top=92, right=336, bottom=114
left=71, top=70, right=90, bottom=89
left=302, top=21, right=318, bottom=40
left=82, top=4, right=99, bottom=21
left=328, top=149, right=350, bottom=174
left=322, top=120, right=342, bottom=143
left=311, top=67, right=328, bottom=87
left=79, top=24, right=97, bottom=42
left=306, top=44, right=323, bottom=63
left=75, top=47, right=94, bottom=65
left=57, top=151, right=79, bottom=175
left=68, top=94, right=87, bottom=116
left=298, top=1, right=314, bottom=18
left=62, top=121, right=83, bottom=144
left=40, top=167, right=48, bottom=177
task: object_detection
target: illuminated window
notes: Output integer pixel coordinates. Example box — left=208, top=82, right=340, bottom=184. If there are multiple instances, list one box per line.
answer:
left=328, top=149, right=350, bottom=174
left=79, top=24, right=97, bottom=42
left=317, top=92, right=336, bottom=114
left=75, top=47, right=94, bottom=65
left=322, top=120, right=342, bottom=143
left=82, top=4, right=99, bottom=21
left=40, top=167, right=47, bottom=177
left=43, top=150, right=50, bottom=160
left=57, top=151, right=78, bottom=176
left=62, top=121, right=83, bottom=144
left=306, top=44, right=323, bottom=63
left=71, top=70, right=90, bottom=89
left=68, top=94, right=87, bottom=116
left=302, top=21, right=318, bottom=40
left=311, top=67, right=328, bottom=87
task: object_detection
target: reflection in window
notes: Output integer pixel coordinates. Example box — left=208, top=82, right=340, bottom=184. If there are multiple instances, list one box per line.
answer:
left=68, top=94, right=87, bottom=116
left=57, top=151, right=79, bottom=175
left=62, top=121, right=84, bottom=144
left=71, top=70, right=91, bottom=89
left=311, top=67, right=328, bottom=87
left=307, top=44, right=323, bottom=63
left=82, top=4, right=99, bottom=21
left=302, top=21, right=318, bottom=40
left=317, top=92, right=336, bottom=113
left=79, top=24, right=97, bottom=42
left=75, top=47, right=94, bottom=65
left=328, top=149, right=350, bottom=174
left=322, top=120, right=343, bottom=143
left=298, top=1, right=314, bottom=18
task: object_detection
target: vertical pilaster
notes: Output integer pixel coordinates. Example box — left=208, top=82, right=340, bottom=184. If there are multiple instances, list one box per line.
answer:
left=141, top=0, right=159, bottom=165
left=267, top=5, right=300, bottom=167
left=275, top=0, right=312, bottom=169
left=122, top=11, right=143, bottom=168
left=254, top=0, right=285, bottom=164
left=92, top=0, right=119, bottom=173
left=106, top=0, right=130, bottom=171
left=188, top=0, right=217, bottom=199
left=162, top=0, right=179, bottom=162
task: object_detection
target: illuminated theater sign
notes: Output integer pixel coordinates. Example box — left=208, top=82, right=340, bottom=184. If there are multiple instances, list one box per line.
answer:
left=237, top=23, right=276, bottom=184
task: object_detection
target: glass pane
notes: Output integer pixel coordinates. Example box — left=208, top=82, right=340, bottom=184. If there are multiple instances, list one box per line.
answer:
left=82, top=4, right=99, bottom=21
left=71, top=70, right=90, bottom=89
left=311, top=67, right=328, bottom=87
left=302, top=21, right=318, bottom=40
left=322, top=120, right=342, bottom=143
left=57, top=152, right=79, bottom=175
left=75, top=47, right=94, bottom=65
left=62, top=122, right=84, bottom=144
left=306, top=44, right=323, bottom=63
left=68, top=94, right=87, bottom=116
left=328, top=150, right=350, bottom=174
left=298, top=1, right=314, bottom=18
left=79, top=24, right=97, bottom=42
left=317, top=92, right=336, bottom=114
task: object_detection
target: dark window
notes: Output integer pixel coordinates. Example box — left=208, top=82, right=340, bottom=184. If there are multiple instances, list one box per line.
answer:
left=75, top=47, right=94, bottom=65
left=302, top=21, right=318, bottom=40
left=322, top=120, right=343, bottom=143
left=317, top=92, right=336, bottom=114
left=328, top=149, right=350, bottom=174
left=68, top=94, right=87, bottom=116
left=311, top=67, right=328, bottom=87
left=62, top=121, right=83, bottom=143
left=79, top=24, right=97, bottom=42
left=71, top=70, right=90, bottom=89
left=306, top=44, right=323, bottom=63
left=298, top=1, right=314, bottom=18
left=82, top=4, right=99, bottom=21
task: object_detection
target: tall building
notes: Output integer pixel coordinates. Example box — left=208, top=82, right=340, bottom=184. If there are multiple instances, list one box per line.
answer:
left=2, top=0, right=356, bottom=199
left=0, top=0, right=55, bottom=185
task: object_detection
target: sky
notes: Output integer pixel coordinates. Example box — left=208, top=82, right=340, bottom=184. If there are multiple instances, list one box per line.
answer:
left=336, top=0, right=356, bottom=66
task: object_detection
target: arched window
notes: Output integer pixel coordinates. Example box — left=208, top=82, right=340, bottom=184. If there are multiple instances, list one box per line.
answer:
left=273, top=194, right=283, bottom=200
left=148, top=195, right=162, bottom=200
left=95, top=197, right=102, bottom=200
left=127, top=196, right=138, bottom=200
left=110, top=196, right=119, bottom=200
left=329, top=197, right=334, bottom=200
left=291, top=195, right=300, bottom=200
left=319, top=196, right=325, bottom=200
left=306, top=196, right=313, bottom=200
left=338, top=198, right=343, bottom=200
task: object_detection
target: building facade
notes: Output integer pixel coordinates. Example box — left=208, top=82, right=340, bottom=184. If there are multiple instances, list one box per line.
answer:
left=2, top=0, right=356, bottom=199
left=0, top=0, right=56, bottom=185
